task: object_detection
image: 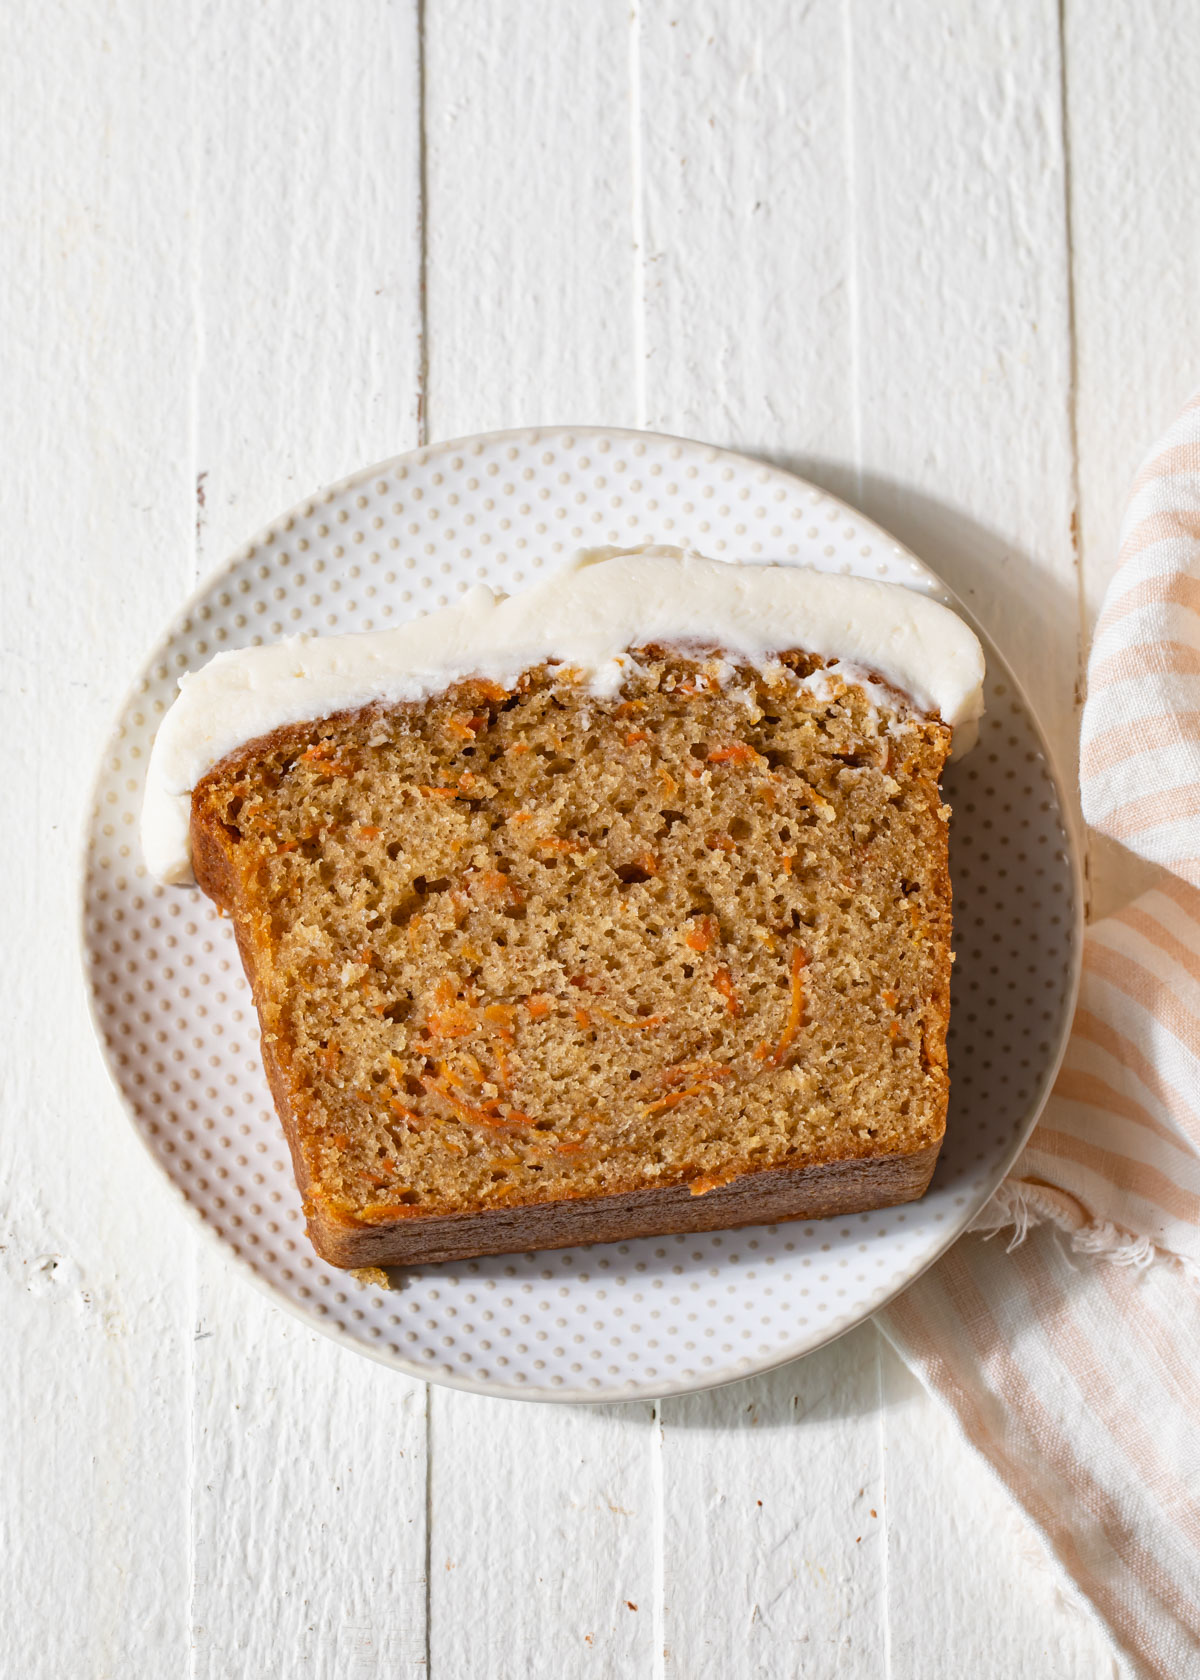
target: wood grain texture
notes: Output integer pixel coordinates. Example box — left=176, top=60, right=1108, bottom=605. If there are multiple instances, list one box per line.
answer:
left=2, top=5, right=198, bottom=1675
left=191, top=0, right=426, bottom=567
left=428, top=1397, right=656, bottom=1677
left=877, top=1339, right=1127, bottom=1679
left=661, top=1329, right=888, bottom=1679
left=639, top=0, right=858, bottom=485
left=0, top=0, right=1159, bottom=1673
left=190, top=1305, right=429, bottom=1679
left=423, top=0, right=637, bottom=438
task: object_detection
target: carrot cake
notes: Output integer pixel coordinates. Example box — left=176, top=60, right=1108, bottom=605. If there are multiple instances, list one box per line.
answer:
left=142, top=546, right=985, bottom=1267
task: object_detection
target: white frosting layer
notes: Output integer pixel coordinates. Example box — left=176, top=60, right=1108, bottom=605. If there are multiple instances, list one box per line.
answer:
left=142, top=545, right=986, bottom=883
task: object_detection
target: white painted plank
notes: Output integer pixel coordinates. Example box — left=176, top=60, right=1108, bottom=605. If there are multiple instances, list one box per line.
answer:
left=192, top=0, right=426, bottom=562
left=423, top=0, right=639, bottom=440
left=1065, top=0, right=1200, bottom=626
left=186, top=4, right=430, bottom=1673
left=0, top=4, right=198, bottom=1675
left=427, top=1395, right=656, bottom=1676
left=877, top=1339, right=1129, bottom=1679
left=421, top=6, right=657, bottom=1673
left=190, top=1304, right=429, bottom=1679
left=848, top=2, right=1082, bottom=798
left=661, top=1329, right=886, bottom=1680
left=1064, top=0, right=1200, bottom=918
left=638, top=0, right=859, bottom=485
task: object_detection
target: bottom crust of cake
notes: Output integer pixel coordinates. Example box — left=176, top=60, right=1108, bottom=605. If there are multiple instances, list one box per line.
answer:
left=306, top=1143, right=942, bottom=1269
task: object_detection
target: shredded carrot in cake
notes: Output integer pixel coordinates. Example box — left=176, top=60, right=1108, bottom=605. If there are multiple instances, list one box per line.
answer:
left=594, top=1008, right=668, bottom=1031
left=301, top=741, right=354, bottom=776
left=477, top=870, right=517, bottom=900
left=388, top=1095, right=423, bottom=1128
left=641, top=1080, right=721, bottom=1117
left=688, top=1166, right=740, bottom=1197
left=706, top=742, right=762, bottom=766
left=768, top=945, right=808, bottom=1066
left=421, top=1072, right=531, bottom=1132
left=712, top=966, right=741, bottom=1017
left=685, top=915, right=719, bottom=953
left=657, top=1061, right=733, bottom=1088
left=425, top=978, right=478, bottom=1039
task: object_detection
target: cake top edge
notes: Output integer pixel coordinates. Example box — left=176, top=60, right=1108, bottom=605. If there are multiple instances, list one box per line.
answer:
left=141, top=545, right=986, bottom=883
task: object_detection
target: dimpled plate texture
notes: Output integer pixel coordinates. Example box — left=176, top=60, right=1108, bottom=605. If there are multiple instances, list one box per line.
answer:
left=82, top=427, right=1080, bottom=1402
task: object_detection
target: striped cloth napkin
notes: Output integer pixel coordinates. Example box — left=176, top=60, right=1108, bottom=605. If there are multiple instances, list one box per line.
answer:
left=877, top=392, right=1200, bottom=1680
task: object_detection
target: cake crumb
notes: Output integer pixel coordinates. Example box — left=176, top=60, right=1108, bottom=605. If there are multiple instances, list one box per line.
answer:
left=350, top=1266, right=391, bottom=1290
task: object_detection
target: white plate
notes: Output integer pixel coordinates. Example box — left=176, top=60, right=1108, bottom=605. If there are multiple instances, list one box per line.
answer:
left=82, top=426, right=1080, bottom=1402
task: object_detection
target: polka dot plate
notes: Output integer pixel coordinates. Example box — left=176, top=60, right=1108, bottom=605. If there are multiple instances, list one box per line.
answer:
left=82, top=426, right=1081, bottom=1402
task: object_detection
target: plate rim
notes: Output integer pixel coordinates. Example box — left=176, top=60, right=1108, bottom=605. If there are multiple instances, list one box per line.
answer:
left=79, top=422, right=1084, bottom=1403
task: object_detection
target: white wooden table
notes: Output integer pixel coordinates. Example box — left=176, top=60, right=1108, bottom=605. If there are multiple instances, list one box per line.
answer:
left=7, top=3, right=1194, bottom=1674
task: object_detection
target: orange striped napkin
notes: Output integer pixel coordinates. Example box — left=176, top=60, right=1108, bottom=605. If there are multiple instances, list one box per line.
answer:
left=877, top=393, right=1200, bottom=1680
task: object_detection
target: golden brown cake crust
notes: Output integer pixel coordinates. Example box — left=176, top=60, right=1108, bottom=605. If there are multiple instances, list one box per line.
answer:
left=191, top=649, right=953, bottom=1268
left=305, top=1145, right=942, bottom=1267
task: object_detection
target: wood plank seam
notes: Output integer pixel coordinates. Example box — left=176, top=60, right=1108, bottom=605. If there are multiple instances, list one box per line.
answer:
left=418, top=0, right=431, bottom=451
left=631, top=0, right=648, bottom=433
left=1055, top=0, right=1093, bottom=922
left=652, top=1400, right=667, bottom=1680
left=630, top=18, right=666, bottom=1677
left=842, top=0, right=865, bottom=504
left=875, top=1337, right=894, bottom=1680
left=417, top=11, right=434, bottom=1675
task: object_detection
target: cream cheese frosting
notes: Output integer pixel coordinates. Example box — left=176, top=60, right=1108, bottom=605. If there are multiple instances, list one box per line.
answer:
left=142, top=545, right=986, bottom=884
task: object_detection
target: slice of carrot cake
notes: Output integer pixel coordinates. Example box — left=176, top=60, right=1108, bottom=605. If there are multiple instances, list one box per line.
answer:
left=143, top=546, right=985, bottom=1267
